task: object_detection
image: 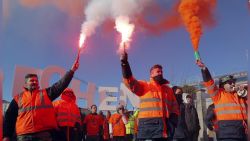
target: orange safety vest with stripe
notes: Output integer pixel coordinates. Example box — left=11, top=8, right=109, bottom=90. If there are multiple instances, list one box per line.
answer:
left=123, top=76, right=179, bottom=138
left=14, top=89, right=58, bottom=135
left=204, top=80, right=247, bottom=121
left=53, top=100, right=81, bottom=127
left=123, top=77, right=179, bottom=119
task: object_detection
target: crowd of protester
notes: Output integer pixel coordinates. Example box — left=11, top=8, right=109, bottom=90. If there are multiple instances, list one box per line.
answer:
left=2, top=52, right=248, bottom=141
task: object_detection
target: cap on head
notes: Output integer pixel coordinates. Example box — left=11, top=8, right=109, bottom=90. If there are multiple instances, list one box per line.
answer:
left=219, top=75, right=236, bottom=88
left=150, top=64, right=162, bottom=73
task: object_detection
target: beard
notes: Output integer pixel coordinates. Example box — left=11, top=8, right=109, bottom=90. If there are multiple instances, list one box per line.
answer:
left=27, top=84, right=39, bottom=91
left=153, top=75, right=167, bottom=85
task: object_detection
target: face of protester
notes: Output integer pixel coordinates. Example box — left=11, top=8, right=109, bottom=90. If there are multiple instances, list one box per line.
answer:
left=91, top=105, right=97, bottom=114
left=223, top=80, right=236, bottom=93
left=175, top=88, right=183, bottom=95
left=186, top=97, right=192, bottom=104
left=118, top=107, right=125, bottom=114
left=106, top=111, right=111, bottom=118
left=150, top=68, right=163, bottom=79
left=25, top=76, right=39, bottom=91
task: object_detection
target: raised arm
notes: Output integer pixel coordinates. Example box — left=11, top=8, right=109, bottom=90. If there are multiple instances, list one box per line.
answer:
left=46, top=55, right=79, bottom=101
left=120, top=52, right=147, bottom=96
left=196, top=60, right=220, bottom=100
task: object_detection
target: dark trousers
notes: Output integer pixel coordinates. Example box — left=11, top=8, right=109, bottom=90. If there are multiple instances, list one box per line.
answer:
left=86, top=135, right=100, bottom=141
left=125, top=134, right=133, bottom=141
left=54, top=127, right=81, bottom=141
left=16, top=131, right=52, bottom=141
left=173, top=139, right=186, bottom=141
left=186, top=131, right=199, bottom=141
left=138, top=138, right=173, bottom=141
left=112, top=136, right=125, bottom=141
left=217, top=138, right=247, bottom=141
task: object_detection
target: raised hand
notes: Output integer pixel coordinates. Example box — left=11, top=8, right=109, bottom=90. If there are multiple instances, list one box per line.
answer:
left=71, top=53, right=80, bottom=72
left=196, top=59, right=206, bottom=69
left=120, top=52, right=128, bottom=63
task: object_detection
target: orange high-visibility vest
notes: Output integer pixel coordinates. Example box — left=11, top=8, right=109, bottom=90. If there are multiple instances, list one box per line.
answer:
left=204, top=80, right=247, bottom=121
left=53, top=100, right=81, bottom=127
left=123, top=77, right=179, bottom=119
left=14, top=89, right=58, bottom=135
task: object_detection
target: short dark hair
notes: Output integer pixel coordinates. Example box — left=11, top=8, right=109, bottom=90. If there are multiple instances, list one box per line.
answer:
left=91, top=104, right=97, bottom=109
left=150, top=64, right=163, bottom=73
left=172, top=86, right=182, bottom=93
left=25, top=74, right=38, bottom=82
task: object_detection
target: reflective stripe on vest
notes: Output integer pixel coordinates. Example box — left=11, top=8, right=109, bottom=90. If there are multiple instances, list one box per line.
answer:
left=56, top=112, right=81, bottom=122
left=140, top=98, right=176, bottom=106
left=214, top=102, right=247, bottom=120
left=139, top=97, right=168, bottom=118
left=215, top=103, right=246, bottom=109
left=217, top=110, right=247, bottom=115
left=56, top=112, right=81, bottom=118
left=19, top=105, right=53, bottom=113
left=18, top=91, right=53, bottom=113
left=140, top=107, right=163, bottom=112
left=18, top=91, right=53, bottom=114
left=57, top=119, right=79, bottom=123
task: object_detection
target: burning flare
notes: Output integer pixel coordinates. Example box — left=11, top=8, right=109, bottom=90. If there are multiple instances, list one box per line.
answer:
left=79, top=33, right=86, bottom=49
left=178, top=0, right=202, bottom=51
left=115, top=16, right=135, bottom=51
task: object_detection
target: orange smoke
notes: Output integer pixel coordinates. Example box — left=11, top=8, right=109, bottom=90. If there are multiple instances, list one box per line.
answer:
left=134, top=1, right=182, bottom=35
left=19, top=0, right=86, bottom=17
left=178, top=0, right=216, bottom=51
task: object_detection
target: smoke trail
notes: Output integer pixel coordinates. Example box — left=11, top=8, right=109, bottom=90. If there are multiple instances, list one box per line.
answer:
left=134, top=1, right=182, bottom=35
left=79, top=0, right=153, bottom=47
left=178, top=0, right=216, bottom=51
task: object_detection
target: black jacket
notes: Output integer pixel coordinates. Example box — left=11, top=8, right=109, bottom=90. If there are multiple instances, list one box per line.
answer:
left=3, top=70, right=74, bottom=138
left=205, top=104, right=216, bottom=131
left=173, top=104, right=189, bottom=139
left=184, top=103, right=200, bottom=134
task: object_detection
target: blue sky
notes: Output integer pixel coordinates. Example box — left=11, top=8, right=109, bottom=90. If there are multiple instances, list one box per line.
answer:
left=1, top=0, right=250, bottom=106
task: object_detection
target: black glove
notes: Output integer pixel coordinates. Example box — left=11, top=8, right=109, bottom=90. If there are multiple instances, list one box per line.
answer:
left=120, top=52, right=132, bottom=78
left=120, top=52, right=128, bottom=64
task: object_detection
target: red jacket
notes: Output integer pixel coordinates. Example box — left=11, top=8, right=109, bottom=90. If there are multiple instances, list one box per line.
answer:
left=84, top=113, right=103, bottom=136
